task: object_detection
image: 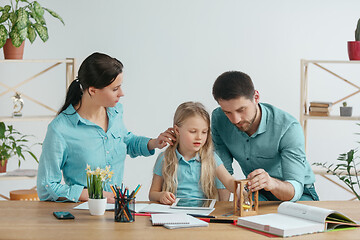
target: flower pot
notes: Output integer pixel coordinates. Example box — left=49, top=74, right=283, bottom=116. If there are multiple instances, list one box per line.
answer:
left=0, top=159, right=8, bottom=173
left=347, top=41, right=360, bottom=60
left=3, top=39, right=25, bottom=60
left=88, top=198, right=107, bottom=215
left=340, top=106, right=352, bottom=117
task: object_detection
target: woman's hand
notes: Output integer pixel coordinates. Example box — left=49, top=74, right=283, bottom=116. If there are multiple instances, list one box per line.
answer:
left=148, top=128, right=176, bottom=150
left=159, top=191, right=176, bottom=205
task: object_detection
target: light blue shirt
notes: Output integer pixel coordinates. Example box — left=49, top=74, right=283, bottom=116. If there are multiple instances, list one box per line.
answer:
left=211, top=103, right=316, bottom=202
left=37, top=103, right=154, bottom=202
left=153, top=149, right=225, bottom=199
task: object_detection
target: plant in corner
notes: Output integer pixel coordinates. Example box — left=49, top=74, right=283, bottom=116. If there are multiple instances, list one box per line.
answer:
left=348, top=18, right=360, bottom=60
left=0, top=121, right=39, bottom=173
left=313, top=149, right=360, bottom=200
left=0, top=0, right=64, bottom=59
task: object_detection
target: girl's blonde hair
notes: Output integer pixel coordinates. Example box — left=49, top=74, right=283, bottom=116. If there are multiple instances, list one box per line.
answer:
left=162, top=101, right=218, bottom=199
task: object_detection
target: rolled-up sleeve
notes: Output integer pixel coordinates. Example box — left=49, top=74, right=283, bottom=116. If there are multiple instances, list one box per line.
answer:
left=37, top=123, right=83, bottom=202
left=280, top=122, right=307, bottom=201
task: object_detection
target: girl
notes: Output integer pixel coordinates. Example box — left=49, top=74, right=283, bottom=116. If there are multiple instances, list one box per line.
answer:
left=149, top=101, right=236, bottom=204
left=37, top=52, right=175, bottom=203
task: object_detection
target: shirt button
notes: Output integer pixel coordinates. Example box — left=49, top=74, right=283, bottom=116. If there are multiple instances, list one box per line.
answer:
left=45, top=185, right=49, bottom=188
left=106, top=151, right=109, bottom=154
left=247, top=158, right=249, bottom=161
left=72, top=198, right=75, bottom=201
left=104, top=137, right=108, bottom=140
left=246, top=139, right=249, bottom=142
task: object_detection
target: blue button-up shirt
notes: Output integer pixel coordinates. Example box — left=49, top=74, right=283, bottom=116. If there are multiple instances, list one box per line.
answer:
left=153, top=150, right=225, bottom=199
left=37, top=103, right=154, bottom=202
left=211, top=103, right=315, bottom=201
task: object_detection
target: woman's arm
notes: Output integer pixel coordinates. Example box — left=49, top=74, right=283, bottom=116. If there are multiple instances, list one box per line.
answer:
left=149, top=174, right=176, bottom=205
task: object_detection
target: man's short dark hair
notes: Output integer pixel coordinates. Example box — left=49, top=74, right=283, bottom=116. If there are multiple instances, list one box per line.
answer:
left=212, top=71, right=255, bottom=102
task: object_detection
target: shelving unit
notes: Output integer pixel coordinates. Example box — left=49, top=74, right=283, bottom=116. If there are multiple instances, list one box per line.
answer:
left=300, top=59, right=360, bottom=146
left=300, top=59, right=360, bottom=200
left=0, top=58, right=76, bottom=121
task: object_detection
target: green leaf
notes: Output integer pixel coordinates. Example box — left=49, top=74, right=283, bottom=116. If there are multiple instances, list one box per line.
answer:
left=43, top=7, right=64, bottom=25
left=0, top=25, right=7, bottom=48
left=27, top=23, right=35, bottom=43
left=9, top=30, right=23, bottom=47
left=15, top=8, right=28, bottom=30
left=33, top=1, right=44, bottom=16
left=33, top=23, right=48, bottom=42
left=0, top=10, right=10, bottom=24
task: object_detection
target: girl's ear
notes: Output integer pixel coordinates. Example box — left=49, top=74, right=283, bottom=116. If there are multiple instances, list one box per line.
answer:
left=174, top=125, right=180, bottom=135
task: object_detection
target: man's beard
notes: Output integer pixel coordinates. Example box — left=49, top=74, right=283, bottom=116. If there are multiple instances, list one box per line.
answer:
left=235, top=106, right=257, bottom=132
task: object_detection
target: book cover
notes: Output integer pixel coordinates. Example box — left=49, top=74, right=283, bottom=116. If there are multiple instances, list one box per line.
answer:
left=151, top=213, right=190, bottom=225
left=163, top=214, right=209, bottom=229
left=310, top=101, right=333, bottom=107
left=309, top=111, right=329, bottom=117
left=237, top=202, right=359, bottom=237
left=309, top=106, right=331, bottom=112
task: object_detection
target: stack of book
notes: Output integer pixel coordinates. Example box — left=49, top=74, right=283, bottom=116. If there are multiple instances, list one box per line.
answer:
left=308, top=101, right=332, bottom=116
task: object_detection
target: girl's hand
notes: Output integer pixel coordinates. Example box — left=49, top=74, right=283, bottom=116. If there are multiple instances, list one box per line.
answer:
left=159, top=191, right=176, bottom=205
left=148, top=128, right=176, bottom=150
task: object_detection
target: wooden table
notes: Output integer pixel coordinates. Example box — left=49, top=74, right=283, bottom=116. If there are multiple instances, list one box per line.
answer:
left=0, top=201, right=359, bottom=239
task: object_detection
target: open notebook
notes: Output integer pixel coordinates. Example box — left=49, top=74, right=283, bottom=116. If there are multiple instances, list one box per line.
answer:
left=237, top=202, right=360, bottom=237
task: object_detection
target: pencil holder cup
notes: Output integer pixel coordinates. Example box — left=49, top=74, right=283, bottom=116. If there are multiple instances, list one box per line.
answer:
left=114, top=197, right=135, bottom=222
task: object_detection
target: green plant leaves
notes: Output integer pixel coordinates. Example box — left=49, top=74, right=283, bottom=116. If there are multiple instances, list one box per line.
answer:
left=43, top=7, right=64, bottom=25
left=0, top=1, right=64, bottom=47
left=33, top=23, right=48, bottom=42
left=0, top=25, right=7, bottom=48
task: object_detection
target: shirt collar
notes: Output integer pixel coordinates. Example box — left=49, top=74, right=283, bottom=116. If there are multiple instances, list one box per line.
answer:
left=255, top=103, right=267, bottom=136
left=175, top=149, right=200, bottom=162
left=62, top=104, right=119, bottom=128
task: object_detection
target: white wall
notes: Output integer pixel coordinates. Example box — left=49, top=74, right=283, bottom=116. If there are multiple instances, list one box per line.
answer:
left=1, top=0, right=359, bottom=201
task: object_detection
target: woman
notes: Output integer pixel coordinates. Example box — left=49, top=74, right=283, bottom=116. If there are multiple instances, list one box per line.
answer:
left=37, top=52, right=174, bottom=203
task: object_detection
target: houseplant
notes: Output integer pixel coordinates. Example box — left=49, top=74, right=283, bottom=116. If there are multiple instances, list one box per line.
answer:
left=313, top=149, right=360, bottom=200
left=0, top=0, right=64, bottom=59
left=348, top=18, right=360, bottom=60
left=340, top=101, right=352, bottom=117
left=0, top=121, right=38, bottom=173
left=86, top=164, right=113, bottom=215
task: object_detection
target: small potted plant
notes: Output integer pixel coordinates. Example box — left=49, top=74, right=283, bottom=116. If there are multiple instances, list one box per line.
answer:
left=0, top=0, right=64, bottom=59
left=86, top=164, right=113, bottom=215
left=340, top=102, right=352, bottom=117
left=0, top=121, right=38, bottom=173
left=348, top=18, right=360, bottom=60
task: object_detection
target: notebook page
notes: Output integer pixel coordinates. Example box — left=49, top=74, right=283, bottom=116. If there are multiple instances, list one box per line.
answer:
left=151, top=213, right=190, bottom=225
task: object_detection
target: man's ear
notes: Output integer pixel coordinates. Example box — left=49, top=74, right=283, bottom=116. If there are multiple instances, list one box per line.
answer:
left=253, top=90, right=260, bottom=104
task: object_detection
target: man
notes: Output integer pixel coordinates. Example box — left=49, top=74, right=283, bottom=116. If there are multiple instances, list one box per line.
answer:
left=211, top=71, right=318, bottom=201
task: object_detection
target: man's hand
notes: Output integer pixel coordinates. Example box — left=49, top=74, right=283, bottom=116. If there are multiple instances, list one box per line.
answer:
left=246, top=168, right=295, bottom=201
left=247, top=168, right=276, bottom=192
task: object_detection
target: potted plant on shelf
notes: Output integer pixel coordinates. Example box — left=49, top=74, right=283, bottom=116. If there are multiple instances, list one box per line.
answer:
left=0, top=121, right=38, bottom=173
left=86, top=165, right=113, bottom=215
left=340, top=101, right=352, bottom=117
left=0, top=0, right=64, bottom=59
left=348, top=18, right=360, bottom=60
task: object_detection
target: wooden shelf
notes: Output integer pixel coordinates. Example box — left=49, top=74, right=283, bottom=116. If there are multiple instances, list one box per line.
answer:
left=0, top=115, right=55, bottom=122
left=303, top=115, right=360, bottom=121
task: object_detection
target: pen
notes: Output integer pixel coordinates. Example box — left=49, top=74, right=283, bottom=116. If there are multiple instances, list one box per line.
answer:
left=188, top=214, right=215, bottom=218
left=200, top=218, right=236, bottom=224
